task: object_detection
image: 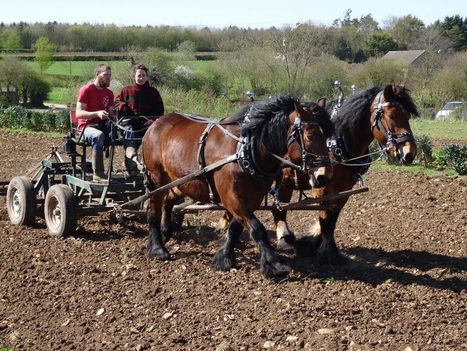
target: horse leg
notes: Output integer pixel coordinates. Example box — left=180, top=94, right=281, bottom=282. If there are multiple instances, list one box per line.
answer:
left=245, top=214, right=290, bottom=278
left=147, top=196, right=171, bottom=261
left=212, top=218, right=243, bottom=271
left=272, top=187, right=295, bottom=251
left=317, top=197, right=350, bottom=264
left=296, top=199, right=348, bottom=264
left=216, top=211, right=232, bottom=231
left=160, top=201, right=174, bottom=243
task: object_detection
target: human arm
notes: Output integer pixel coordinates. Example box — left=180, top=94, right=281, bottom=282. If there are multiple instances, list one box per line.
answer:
left=114, top=88, right=135, bottom=116
left=76, top=85, right=113, bottom=120
left=76, top=101, right=110, bottom=120
left=151, top=89, right=164, bottom=117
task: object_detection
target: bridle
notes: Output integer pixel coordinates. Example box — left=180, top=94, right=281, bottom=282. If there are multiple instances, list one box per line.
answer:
left=286, top=115, right=331, bottom=174
left=370, top=91, right=415, bottom=162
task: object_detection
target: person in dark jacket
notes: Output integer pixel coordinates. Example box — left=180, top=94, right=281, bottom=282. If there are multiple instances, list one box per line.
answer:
left=115, top=63, right=164, bottom=175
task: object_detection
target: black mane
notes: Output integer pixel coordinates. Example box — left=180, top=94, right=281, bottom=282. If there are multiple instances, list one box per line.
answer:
left=224, top=96, right=334, bottom=155
left=332, top=85, right=418, bottom=139
left=301, top=101, right=334, bottom=138
left=241, top=95, right=297, bottom=155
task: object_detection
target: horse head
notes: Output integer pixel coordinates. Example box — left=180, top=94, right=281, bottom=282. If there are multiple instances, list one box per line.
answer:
left=371, top=84, right=418, bottom=165
left=287, top=98, right=333, bottom=188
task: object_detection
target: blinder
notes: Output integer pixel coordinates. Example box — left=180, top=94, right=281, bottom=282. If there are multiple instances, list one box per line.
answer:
left=287, top=116, right=331, bottom=173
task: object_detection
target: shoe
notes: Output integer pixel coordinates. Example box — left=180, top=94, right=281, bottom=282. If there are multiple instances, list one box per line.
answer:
left=127, top=169, right=140, bottom=177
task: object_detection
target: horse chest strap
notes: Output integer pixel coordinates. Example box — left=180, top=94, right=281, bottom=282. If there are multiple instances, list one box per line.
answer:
left=197, top=123, right=218, bottom=201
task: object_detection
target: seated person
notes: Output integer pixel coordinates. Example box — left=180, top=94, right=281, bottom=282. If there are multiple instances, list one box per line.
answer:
left=76, top=64, right=114, bottom=183
left=115, top=64, right=164, bottom=176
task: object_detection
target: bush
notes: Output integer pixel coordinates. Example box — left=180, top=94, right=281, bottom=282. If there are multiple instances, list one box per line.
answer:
left=28, top=77, right=51, bottom=106
left=0, top=105, right=28, bottom=128
left=415, top=135, right=433, bottom=167
left=0, top=105, right=68, bottom=132
left=440, top=144, right=467, bottom=175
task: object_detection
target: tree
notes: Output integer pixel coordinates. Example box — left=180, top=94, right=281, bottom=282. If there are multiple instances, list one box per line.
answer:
left=0, top=56, right=50, bottom=106
left=386, top=15, right=425, bottom=49
left=332, top=10, right=379, bottom=62
left=435, top=15, right=467, bottom=51
left=364, top=32, right=399, bottom=57
left=1, top=28, right=21, bottom=50
left=33, top=36, right=54, bottom=74
left=176, top=40, right=196, bottom=60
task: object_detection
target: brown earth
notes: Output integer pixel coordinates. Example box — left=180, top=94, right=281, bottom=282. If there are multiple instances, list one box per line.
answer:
left=0, top=130, right=466, bottom=351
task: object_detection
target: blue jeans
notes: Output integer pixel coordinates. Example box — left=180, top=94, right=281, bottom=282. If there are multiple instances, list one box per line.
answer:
left=82, top=123, right=110, bottom=151
left=122, top=123, right=144, bottom=149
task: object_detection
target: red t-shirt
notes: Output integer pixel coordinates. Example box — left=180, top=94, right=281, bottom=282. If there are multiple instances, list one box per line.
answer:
left=77, top=83, right=114, bottom=130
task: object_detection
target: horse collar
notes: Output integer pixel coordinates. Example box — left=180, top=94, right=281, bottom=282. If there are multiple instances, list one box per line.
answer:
left=236, top=133, right=282, bottom=180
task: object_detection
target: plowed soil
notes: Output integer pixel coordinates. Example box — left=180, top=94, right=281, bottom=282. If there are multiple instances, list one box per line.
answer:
left=0, top=130, right=465, bottom=351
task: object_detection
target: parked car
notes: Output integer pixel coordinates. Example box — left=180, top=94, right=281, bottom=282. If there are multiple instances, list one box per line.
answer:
left=435, top=101, right=467, bottom=120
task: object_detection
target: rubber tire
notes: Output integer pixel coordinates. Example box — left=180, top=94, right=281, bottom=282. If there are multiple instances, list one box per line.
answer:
left=6, top=176, right=36, bottom=226
left=44, top=184, right=77, bottom=238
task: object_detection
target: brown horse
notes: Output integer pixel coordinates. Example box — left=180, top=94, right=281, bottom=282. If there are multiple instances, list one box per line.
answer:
left=272, top=85, right=419, bottom=263
left=141, top=96, right=333, bottom=278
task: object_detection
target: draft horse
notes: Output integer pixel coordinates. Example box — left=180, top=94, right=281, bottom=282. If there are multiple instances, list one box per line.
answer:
left=273, top=84, right=419, bottom=263
left=142, top=96, right=333, bottom=278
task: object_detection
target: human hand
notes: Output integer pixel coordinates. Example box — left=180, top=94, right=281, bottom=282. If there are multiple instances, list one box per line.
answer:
left=144, top=119, right=154, bottom=126
left=97, top=110, right=109, bottom=120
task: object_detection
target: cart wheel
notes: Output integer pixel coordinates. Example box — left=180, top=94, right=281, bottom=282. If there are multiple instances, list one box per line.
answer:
left=44, top=184, right=77, bottom=238
left=6, top=176, right=36, bottom=226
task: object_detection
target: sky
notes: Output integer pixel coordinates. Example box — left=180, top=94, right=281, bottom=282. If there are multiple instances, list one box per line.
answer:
left=1, top=0, right=465, bottom=28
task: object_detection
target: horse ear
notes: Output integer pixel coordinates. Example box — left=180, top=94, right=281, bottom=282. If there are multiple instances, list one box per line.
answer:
left=317, top=97, right=327, bottom=108
left=383, top=84, right=395, bottom=100
left=294, top=101, right=306, bottom=115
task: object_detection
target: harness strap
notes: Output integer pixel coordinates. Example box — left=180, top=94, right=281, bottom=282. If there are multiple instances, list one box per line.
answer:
left=118, top=154, right=238, bottom=210
left=198, top=123, right=218, bottom=202
left=236, top=133, right=283, bottom=180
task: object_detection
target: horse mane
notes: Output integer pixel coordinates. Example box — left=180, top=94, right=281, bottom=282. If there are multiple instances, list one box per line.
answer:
left=241, top=95, right=298, bottom=155
left=224, top=105, right=252, bottom=123
left=301, top=101, right=335, bottom=138
left=392, top=85, right=419, bottom=117
left=332, top=85, right=418, bottom=138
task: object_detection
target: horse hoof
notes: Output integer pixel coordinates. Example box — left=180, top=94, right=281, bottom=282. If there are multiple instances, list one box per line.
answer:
left=148, top=248, right=171, bottom=261
left=212, top=251, right=234, bottom=272
left=262, top=260, right=290, bottom=279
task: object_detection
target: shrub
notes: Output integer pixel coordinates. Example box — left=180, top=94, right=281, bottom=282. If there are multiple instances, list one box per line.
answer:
left=440, top=144, right=467, bottom=175
left=28, top=77, right=51, bottom=107
left=0, top=105, right=28, bottom=128
left=0, top=105, right=68, bottom=132
left=415, top=135, right=433, bottom=167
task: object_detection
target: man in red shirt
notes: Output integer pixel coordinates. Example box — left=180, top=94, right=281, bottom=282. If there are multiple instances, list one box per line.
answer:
left=76, top=64, right=114, bottom=182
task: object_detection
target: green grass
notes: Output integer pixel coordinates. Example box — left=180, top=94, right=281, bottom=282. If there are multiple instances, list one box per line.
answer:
left=26, top=60, right=131, bottom=76
left=411, top=119, right=467, bottom=141
left=47, top=87, right=76, bottom=105
left=182, top=59, right=218, bottom=73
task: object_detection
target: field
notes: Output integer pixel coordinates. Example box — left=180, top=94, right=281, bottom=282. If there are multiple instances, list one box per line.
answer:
left=0, top=129, right=465, bottom=350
